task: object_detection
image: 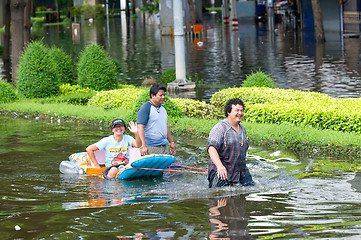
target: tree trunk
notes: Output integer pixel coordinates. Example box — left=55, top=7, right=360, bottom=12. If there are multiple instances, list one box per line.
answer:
left=126, top=0, right=130, bottom=16
left=131, top=0, right=136, bottom=15
left=188, top=0, right=196, bottom=25
left=56, top=2, right=60, bottom=22
left=311, top=0, right=325, bottom=42
left=4, top=0, right=11, bottom=83
left=10, top=0, right=26, bottom=84
left=24, top=0, right=31, bottom=43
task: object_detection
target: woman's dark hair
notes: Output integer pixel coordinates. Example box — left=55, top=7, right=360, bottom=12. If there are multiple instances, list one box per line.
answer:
left=150, top=84, right=166, bottom=98
left=224, top=98, right=245, bottom=117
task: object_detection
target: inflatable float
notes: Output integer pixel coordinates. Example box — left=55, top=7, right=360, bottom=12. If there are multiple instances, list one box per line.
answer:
left=59, top=148, right=176, bottom=180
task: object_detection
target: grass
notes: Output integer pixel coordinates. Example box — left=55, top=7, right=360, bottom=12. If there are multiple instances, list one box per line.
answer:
left=2, top=99, right=361, bottom=159
left=0, top=100, right=128, bottom=124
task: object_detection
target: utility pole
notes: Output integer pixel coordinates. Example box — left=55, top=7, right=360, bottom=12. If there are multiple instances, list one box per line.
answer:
left=167, top=0, right=196, bottom=96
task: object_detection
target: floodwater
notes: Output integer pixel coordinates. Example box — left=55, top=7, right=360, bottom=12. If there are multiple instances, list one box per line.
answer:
left=1, top=116, right=361, bottom=239
left=2, top=12, right=361, bottom=100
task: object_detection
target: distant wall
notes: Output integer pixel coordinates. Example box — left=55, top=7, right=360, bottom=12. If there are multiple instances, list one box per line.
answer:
left=237, top=0, right=256, bottom=19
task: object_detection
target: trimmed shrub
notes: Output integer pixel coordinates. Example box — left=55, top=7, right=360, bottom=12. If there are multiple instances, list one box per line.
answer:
left=39, top=92, right=96, bottom=105
left=242, top=69, right=276, bottom=88
left=17, top=41, right=59, bottom=98
left=0, top=80, right=18, bottom=103
left=59, top=84, right=96, bottom=95
left=48, top=46, right=76, bottom=85
left=77, top=44, right=118, bottom=91
left=62, top=17, right=72, bottom=28
left=210, top=87, right=331, bottom=115
left=88, top=88, right=146, bottom=109
left=172, top=98, right=220, bottom=119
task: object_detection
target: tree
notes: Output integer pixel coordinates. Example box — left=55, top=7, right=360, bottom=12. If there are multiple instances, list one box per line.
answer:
left=311, top=0, right=325, bottom=42
left=24, top=0, right=32, bottom=43
left=187, top=0, right=196, bottom=25
left=3, top=0, right=11, bottom=83
left=10, top=0, right=26, bottom=84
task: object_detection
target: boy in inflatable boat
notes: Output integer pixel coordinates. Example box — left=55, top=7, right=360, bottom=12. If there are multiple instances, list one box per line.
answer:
left=86, top=118, right=141, bottom=178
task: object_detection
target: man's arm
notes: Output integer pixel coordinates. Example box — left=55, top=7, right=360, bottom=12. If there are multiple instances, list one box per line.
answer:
left=208, top=146, right=227, bottom=180
left=167, top=125, right=176, bottom=155
left=137, top=123, right=148, bottom=155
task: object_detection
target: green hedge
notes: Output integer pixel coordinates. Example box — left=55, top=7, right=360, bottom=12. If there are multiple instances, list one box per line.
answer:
left=246, top=98, right=361, bottom=134
left=171, top=98, right=220, bottom=119
left=17, top=41, right=59, bottom=98
left=17, top=41, right=75, bottom=98
left=210, top=87, right=331, bottom=115
left=0, top=80, right=18, bottom=103
left=48, top=46, right=76, bottom=85
left=77, top=44, right=119, bottom=91
left=211, top=86, right=361, bottom=134
left=88, top=88, right=146, bottom=109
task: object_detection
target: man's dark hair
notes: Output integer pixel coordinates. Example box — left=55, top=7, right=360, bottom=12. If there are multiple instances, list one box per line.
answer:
left=150, top=84, right=166, bottom=98
left=224, top=98, right=245, bottom=117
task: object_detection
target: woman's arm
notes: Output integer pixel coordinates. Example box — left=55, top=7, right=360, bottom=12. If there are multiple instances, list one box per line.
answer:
left=86, top=144, right=101, bottom=168
left=128, top=121, right=141, bottom=148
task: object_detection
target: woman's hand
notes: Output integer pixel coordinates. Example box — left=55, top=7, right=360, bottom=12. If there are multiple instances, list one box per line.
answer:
left=128, top=121, right=137, bottom=134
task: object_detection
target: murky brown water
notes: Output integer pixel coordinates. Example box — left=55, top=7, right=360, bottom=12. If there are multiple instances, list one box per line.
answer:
left=1, top=115, right=361, bottom=239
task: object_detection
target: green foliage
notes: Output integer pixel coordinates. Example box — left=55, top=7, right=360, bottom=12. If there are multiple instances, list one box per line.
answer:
left=17, top=42, right=76, bottom=98
left=159, top=68, right=176, bottom=86
left=31, top=20, right=44, bottom=38
left=159, top=68, right=194, bottom=86
left=77, top=44, right=119, bottom=91
left=17, top=41, right=59, bottom=98
left=210, top=87, right=330, bottom=116
left=0, top=80, right=18, bottom=103
left=211, top=86, right=361, bottom=135
left=171, top=98, right=220, bottom=119
left=126, top=90, right=183, bottom=122
left=88, top=88, right=146, bottom=109
left=59, top=84, right=96, bottom=95
left=39, top=92, right=96, bottom=105
left=48, top=46, right=76, bottom=85
left=31, top=17, right=44, bottom=23
left=242, top=69, right=276, bottom=88
left=70, top=4, right=105, bottom=19
left=62, top=17, right=72, bottom=28
left=141, top=0, right=159, bottom=14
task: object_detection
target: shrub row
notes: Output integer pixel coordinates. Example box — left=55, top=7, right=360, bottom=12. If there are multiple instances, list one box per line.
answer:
left=211, top=87, right=361, bottom=135
left=17, top=41, right=75, bottom=98
left=16, top=41, right=120, bottom=98
left=171, top=98, right=220, bottom=119
left=88, top=88, right=146, bottom=109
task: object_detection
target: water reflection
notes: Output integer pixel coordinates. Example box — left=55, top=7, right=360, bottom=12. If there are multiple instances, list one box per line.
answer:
left=2, top=12, right=361, bottom=100
left=209, top=195, right=251, bottom=239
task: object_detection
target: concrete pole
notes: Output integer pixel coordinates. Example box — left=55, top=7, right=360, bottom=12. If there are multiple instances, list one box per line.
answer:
left=222, top=0, right=230, bottom=25
left=267, top=0, right=274, bottom=31
left=230, top=0, right=238, bottom=30
left=173, top=0, right=186, bottom=82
